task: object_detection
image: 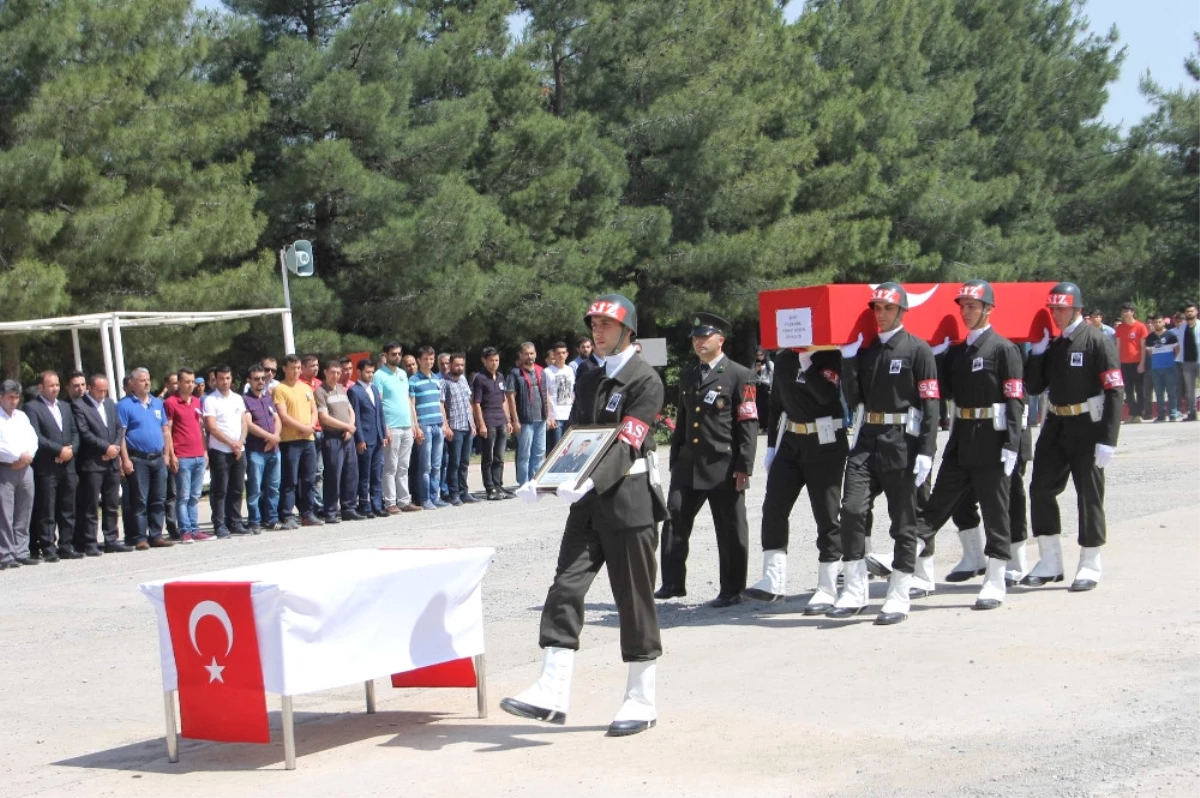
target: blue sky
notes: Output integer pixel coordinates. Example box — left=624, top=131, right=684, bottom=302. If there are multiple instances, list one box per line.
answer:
left=198, top=0, right=1196, bottom=130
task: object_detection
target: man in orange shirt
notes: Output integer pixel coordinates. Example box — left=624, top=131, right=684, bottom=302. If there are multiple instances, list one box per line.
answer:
left=1114, top=303, right=1149, bottom=423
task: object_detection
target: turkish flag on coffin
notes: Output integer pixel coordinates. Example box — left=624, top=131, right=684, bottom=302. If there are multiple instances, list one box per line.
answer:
left=164, top=581, right=270, bottom=743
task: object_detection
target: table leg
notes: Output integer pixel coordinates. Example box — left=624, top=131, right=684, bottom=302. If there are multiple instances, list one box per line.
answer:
left=365, top=680, right=376, bottom=714
left=474, top=654, right=488, bottom=719
left=282, top=696, right=296, bottom=770
left=163, top=690, right=179, bottom=763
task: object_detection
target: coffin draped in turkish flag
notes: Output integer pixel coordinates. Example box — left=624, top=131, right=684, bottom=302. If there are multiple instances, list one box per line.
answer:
left=759, top=282, right=1058, bottom=349
left=164, top=581, right=270, bottom=743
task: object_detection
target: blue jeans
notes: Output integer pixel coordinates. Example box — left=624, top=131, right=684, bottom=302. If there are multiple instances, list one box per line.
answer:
left=279, top=440, right=317, bottom=521
left=246, top=449, right=281, bottom=526
left=446, top=429, right=473, bottom=499
left=516, top=420, right=547, bottom=485
left=1151, top=367, right=1180, bottom=420
left=173, top=456, right=205, bottom=533
left=416, top=424, right=445, bottom=505
left=127, top=454, right=167, bottom=543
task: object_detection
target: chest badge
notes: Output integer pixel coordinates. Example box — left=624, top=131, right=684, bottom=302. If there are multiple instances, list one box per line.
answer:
left=889, top=359, right=902, bottom=374
left=1070, top=352, right=1084, bottom=367
left=715, top=397, right=728, bottom=410
left=605, top=393, right=623, bottom=412
left=703, top=390, right=718, bottom=405
left=972, top=357, right=984, bottom=372
left=795, top=370, right=806, bottom=384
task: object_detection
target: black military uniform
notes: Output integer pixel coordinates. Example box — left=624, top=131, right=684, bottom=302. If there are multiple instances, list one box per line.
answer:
left=1026, top=318, right=1122, bottom=550
left=761, top=349, right=847, bottom=563
left=538, top=347, right=668, bottom=662
left=660, top=314, right=758, bottom=603
left=839, top=327, right=939, bottom=574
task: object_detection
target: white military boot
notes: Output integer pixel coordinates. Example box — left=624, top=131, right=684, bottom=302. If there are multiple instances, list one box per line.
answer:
left=744, top=550, right=787, bottom=602
left=1069, top=547, right=1102, bottom=592
left=803, top=561, right=841, bottom=615
left=910, top=546, right=936, bottom=598
left=945, top=526, right=986, bottom=582
left=827, top=559, right=869, bottom=618
left=1004, top=539, right=1029, bottom=586
left=875, top=571, right=913, bottom=625
left=500, top=647, right=574, bottom=724
left=974, top=558, right=1008, bottom=610
left=607, top=661, right=657, bottom=737
left=1020, top=534, right=1064, bottom=587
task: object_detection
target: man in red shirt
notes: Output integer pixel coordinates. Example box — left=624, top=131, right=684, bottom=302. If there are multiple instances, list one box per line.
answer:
left=163, top=368, right=212, bottom=542
left=1114, top=303, right=1149, bottom=423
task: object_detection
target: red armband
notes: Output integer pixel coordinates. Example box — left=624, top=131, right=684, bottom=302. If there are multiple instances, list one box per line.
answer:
left=1101, top=369, right=1124, bottom=390
left=820, top=368, right=840, bottom=386
left=736, top=402, right=758, bottom=421
left=917, top=379, right=940, bottom=399
left=618, top=416, right=649, bottom=449
left=1003, top=379, right=1025, bottom=399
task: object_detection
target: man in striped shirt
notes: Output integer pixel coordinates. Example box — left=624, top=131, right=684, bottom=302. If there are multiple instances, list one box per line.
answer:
left=410, top=346, right=452, bottom=510
left=442, top=353, right=478, bottom=505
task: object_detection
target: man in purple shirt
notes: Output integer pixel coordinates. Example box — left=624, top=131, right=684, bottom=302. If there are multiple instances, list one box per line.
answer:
left=243, top=365, right=282, bottom=532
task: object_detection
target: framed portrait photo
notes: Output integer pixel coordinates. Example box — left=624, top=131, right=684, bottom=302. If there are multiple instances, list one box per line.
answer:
left=533, top=425, right=619, bottom=492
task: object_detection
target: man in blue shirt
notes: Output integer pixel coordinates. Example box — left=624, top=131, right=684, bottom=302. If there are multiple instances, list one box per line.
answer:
left=117, top=367, right=175, bottom=549
left=410, top=347, right=452, bottom=510
left=374, top=342, right=419, bottom=513
left=1144, top=314, right=1180, bottom=422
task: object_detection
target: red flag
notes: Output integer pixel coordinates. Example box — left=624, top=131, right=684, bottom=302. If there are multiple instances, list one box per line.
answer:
left=391, top=657, right=478, bottom=689
left=164, top=581, right=270, bottom=743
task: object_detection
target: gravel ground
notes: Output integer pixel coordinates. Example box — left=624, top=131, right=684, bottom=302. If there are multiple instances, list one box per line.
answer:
left=0, top=420, right=1196, bottom=797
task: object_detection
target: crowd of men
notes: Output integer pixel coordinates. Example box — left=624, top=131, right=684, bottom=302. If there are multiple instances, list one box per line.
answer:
left=0, top=338, right=608, bottom=569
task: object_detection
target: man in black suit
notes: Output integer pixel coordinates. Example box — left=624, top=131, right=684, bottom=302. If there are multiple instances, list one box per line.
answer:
left=658, top=312, right=759, bottom=607
left=348, top=359, right=388, bottom=518
left=25, top=371, right=82, bottom=561
left=73, top=374, right=131, bottom=554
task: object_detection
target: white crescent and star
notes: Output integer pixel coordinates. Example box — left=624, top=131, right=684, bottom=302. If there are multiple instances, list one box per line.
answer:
left=188, top=600, right=235, bottom=683
left=868, top=283, right=939, bottom=308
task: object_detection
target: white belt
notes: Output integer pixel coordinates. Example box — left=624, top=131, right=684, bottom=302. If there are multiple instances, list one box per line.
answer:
left=863, top=412, right=907, bottom=425
left=786, top=419, right=844, bottom=435
left=627, top=452, right=661, bottom=487
left=955, top=407, right=995, bottom=420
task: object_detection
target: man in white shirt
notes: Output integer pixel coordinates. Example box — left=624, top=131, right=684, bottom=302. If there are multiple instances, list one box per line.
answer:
left=0, top=380, right=40, bottom=569
left=203, top=365, right=250, bottom=537
left=544, top=341, right=575, bottom=450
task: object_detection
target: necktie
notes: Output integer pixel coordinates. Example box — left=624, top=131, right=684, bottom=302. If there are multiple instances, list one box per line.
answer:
left=700, top=363, right=710, bottom=378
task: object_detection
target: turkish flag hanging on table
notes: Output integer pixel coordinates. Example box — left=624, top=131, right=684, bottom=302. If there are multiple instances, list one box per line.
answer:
left=164, top=581, right=270, bottom=743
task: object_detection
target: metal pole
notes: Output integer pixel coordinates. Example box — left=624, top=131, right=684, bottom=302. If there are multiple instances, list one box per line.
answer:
left=100, top=321, right=115, bottom=397
left=282, top=695, right=296, bottom=770
left=71, top=329, right=82, bottom=372
left=279, top=248, right=296, bottom=355
left=365, top=680, right=376, bottom=714
left=164, top=691, right=179, bottom=763
left=474, top=655, right=488, bottom=719
left=111, top=314, right=126, bottom=398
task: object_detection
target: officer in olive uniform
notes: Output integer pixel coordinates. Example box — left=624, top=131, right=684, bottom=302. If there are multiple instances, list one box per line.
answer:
left=829, top=282, right=940, bottom=625
left=656, top=313, right=758, bottom=607
left=743, top=347, right=847, bottom=615
left=1023, top=281, right=1122, bottom=592
left=503, top=293, right=668, bottom=737
left=913, top=280, right=1026, bottom=610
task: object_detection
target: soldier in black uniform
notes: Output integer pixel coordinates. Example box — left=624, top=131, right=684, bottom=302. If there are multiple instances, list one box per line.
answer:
left=828, top=282, right=940, bottom=625
left=913, top=280, right=1026, bottom=610
left=743, top=347, right=847, bottom=615
left=503, top=293, right=668, bottom=737
left=1023, top=282, right=1122, bottom=592
left=656, top=313, right=758, bottom=607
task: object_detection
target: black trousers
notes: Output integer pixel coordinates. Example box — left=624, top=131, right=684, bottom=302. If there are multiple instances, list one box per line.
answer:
left=1030, top=415, right=1106, bottom=547
left=480, top=428, right=507, bottom=491
left=76, top=465, right=121, bottom=548
left=356, top=441, right=384, bottom=514
left=321, top=434, right=358, bottom=515
left=761, top=432, right=845, bottom=561
left=1121, top=363, right=1144, bottom=418
left=661, top=482, right=748, bottom=596
left=916, top=457, right=1012, bottom=561
left=33, top=464, right=77, bottom=555
left=208, top=450, right=246, bottom=533
left=839, top=448, right=920, bottom=574
left=935, top=461, right=1027, bottom=545
left=539, top=506, right=661, bottom=662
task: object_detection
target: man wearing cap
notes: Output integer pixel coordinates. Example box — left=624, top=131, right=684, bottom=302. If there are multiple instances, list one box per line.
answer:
left=743, top=344, right=846, bottom=613
left=1023, top=282, right=1123, bottom=591
left=657, top=312, right=758, bottom=607
left=504, top=293, right=668, bottom=737
left=828, top=281, right=939, bottom=625
left=912, top=280, right=1025, bottom=610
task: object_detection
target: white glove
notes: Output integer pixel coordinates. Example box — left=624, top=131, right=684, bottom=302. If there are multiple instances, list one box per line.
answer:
left=930, top=336, right=951, bottom=356
left=798, top=352, right=813, bottom=372
left=1000, top=448, right=1018, bottom=477
left=839, top=333, right=864, bottom=359
left=556, top=478, right=595, bottom=504
left=1030, top=329, right=1051, bottom=355
left=1094, top=444, right=1116, bottom=469
left=764, top=446, right=776, bottom=471
left=913, top=454, right=933, bottom=488
left=516, top=480, right=541, bottom=503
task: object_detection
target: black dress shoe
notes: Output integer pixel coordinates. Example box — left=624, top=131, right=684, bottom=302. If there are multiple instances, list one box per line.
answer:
left=341, top=510, right=364, bottom=521
left=58, top=548, right=85, bottom=560
left=874, top=611, right=907, bottom=625
left=802, top=603, right=833, bottom=616
left=606, top=718, right=656, bottom=737
left=459, top=492, right=481, bottom=504
left=825, top=605, right=867, bottom=619
left=499, top=697, right=566, bottom=725
left=16, top=556, right=41, bottom=565
left=104, top=542, right=134, bottom=553
left=42, top=552, right=60, bottom=563
left=653, top=585, right=686, bottom=600
left=908, top=587, right=934, bottom=599
left=323, top=516, right=341, bottom=525
left=710, top=593, right=743, bottom=608
left=944, top=568, right=985, bottom=583
left=83, top=546, right=103, bottom=557
left=973, top=598, right=1003, bottom=610
left=1068, top=578, right=1098, bottom=592
left=743, top=587, right=784, bottom=603
left=1020, top=573, right=1063, bottom=587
